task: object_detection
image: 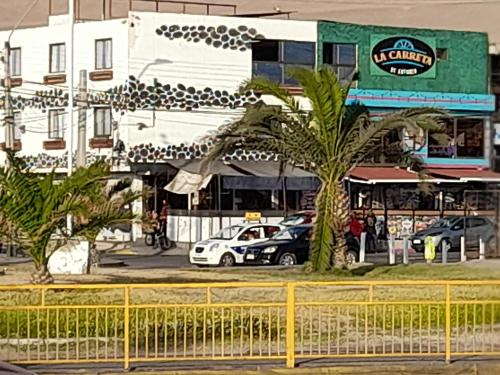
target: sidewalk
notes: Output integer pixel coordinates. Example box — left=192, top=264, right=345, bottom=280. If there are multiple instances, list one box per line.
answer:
left=97, top=240, right=190, bottom=256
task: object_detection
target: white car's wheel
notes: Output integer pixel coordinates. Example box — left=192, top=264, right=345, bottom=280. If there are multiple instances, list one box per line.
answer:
left=219, top=253, right=235, bottom=267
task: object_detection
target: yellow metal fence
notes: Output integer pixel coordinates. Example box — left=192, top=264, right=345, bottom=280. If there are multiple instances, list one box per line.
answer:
left=1, top=280, right=500, bottom=369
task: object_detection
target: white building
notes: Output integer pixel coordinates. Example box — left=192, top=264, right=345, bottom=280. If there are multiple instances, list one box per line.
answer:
left=0, top=12, right=319, bottom=242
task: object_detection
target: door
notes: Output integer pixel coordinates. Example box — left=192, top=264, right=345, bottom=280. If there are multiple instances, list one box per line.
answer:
left=295, top=231, right=312, bottom=263
left=466, top=217, right=488, bottom=247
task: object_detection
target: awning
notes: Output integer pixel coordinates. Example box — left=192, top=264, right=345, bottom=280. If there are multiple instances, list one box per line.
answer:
left=164, top=169, right=213, bottom=194
left=427, top=168, right=500, bottom=182
left=347, top=166, right=430, bottom=184
left=166, top=160, right=245, bottom=176
left=229, top=161, right=315, bottom=177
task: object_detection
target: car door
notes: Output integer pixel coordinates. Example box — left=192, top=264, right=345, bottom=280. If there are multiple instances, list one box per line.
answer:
left=295, top=231, right=311, bottom=263
left=466, top=217, right=488, bottom=246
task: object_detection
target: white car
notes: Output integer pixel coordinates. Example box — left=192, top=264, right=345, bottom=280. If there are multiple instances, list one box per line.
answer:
left=189, top=223, right=282, bottom=267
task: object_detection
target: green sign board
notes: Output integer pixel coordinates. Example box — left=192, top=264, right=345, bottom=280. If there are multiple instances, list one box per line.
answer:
left=370, top=35, right=436, bottom=78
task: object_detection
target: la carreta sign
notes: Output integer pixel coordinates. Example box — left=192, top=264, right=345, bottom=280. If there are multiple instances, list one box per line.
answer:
left=371, top=36, right=436, bottom=77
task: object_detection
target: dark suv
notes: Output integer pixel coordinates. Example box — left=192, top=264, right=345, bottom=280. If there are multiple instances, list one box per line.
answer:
left=244, top=225, right=360, bottom=266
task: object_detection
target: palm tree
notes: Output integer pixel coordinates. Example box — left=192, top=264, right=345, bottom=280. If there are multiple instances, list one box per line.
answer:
left=205, top=67, right=443, bottom=271
left=0, top=155, right=138, bottom=283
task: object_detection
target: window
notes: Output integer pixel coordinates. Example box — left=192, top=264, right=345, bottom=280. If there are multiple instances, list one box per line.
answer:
left=491, top=55, right=500, bottom=86
left=456, top=119, right=483, bottom=157
left=48, top=109, right=66, bottom=139
left=14, top=112, right=22, bottom=140
left=263, top=226, right=281, bottom=238
left=94, top=107, right=112, bottom=137
left=9, top=47, right=21, bottom=76
left=323, top=43, right=357, bottom=82
left=252, top=40, right=315, bottom=86
left=436, top=48, right=448, bottom=61
left=428, top=118, right=484, bottom=158
left=95, top=39, right=112, bottom=70
left=468, top=218, right=486, bottom=228
left=49, top=43, right=66, bottom=73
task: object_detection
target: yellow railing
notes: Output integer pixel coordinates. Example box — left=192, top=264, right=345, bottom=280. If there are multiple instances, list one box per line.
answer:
left=1, top=280, right=500, bottom=369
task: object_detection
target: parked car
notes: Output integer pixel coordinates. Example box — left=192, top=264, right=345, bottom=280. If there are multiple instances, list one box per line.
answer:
left=280, top=211, right=316, bottom=226
left=244, top=225, right=312, bottom=265
left=410, top=216, right=496, bottom=253
left=189, top=223, right=282, bottom=267
left=244, top=225, right=361, bottom=266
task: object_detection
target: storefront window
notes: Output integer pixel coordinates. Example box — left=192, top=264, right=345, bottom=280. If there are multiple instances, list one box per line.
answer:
left=428, top=118, right=484, bottom=158
left=428, top=118, right=455, bottom=158
left=456, top=119, right=483, bottom=157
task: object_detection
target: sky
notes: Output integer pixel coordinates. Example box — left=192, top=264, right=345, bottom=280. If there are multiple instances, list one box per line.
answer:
left=1, top=0, right=500, bottom=45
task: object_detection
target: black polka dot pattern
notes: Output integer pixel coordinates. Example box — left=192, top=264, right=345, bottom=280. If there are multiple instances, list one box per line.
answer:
left=1, top=75, right=261, bottom=114
left=90, top=75, right=261, bottom=114
left=155, top=24, right=265, bottom=51
left=21, top=152, right=108, bottom=169
left=21, top=142, right=278, bottom=168
left=125, top=142, right=278, bottom=164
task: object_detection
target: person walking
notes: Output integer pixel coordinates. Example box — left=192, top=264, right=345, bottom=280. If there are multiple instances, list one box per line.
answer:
left=349, top=212, right=363, bottom=240
left=364, top=211, right=378, bottom=252
left=159, top=199, right=169, bottom=235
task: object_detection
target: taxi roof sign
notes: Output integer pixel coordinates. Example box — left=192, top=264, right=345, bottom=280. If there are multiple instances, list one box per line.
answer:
left=245, top=212, right=262, bottom=222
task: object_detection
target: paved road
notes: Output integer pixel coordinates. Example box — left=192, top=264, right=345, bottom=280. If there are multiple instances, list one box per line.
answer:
left=103, top=252, right=192, bottom=269
left=101, top=247, right=466, bottom=271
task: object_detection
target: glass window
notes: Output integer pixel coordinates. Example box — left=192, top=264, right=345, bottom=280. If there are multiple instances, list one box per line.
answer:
left=9, top=48, right=21, bottom=76
left=48, top=109, right=65, bottom=139
left=428, top=118, right=484, bottom=158
left=95, top=38, right=112, bottom=70
left=492, top=55, right=500, bottom=86
left=428, top=118, right=455, bottom=158
left=14, top=112, right=21, bottom=140
left=323, top=43, right=357, bottom=82
left=456, top=119, right=483, bottom=157
left=263, top=226, right=281, bottom=238
left=283, top=42, right=315, bottom=65
left=94, top=107, right=112, bottom=137
left=252, top=40, right=279, bottom=62
left=252, top=39, right=315, bottom=86
left=49, top=43, right=66, bottom=73
left=211, top=225, right=244, bottom=240
left=273, top=226, right=309, bottom=240
left=468, top=218, right=487, bottom=228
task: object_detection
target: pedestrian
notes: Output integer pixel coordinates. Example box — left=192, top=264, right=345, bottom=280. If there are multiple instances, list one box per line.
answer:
left=364, top=211, right=377, bottom=252
left=159, top=199, right=169, bottom=235
left=348, top=212, right=363, bottom=240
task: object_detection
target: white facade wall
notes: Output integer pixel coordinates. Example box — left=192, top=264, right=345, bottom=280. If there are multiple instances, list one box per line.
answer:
left=0, top=12, right=316, bottom=168
left=0, top=15, right=130, bottom=168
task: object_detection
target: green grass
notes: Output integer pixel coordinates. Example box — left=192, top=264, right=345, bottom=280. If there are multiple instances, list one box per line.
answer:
left=189, top=263, right=500, bottom=282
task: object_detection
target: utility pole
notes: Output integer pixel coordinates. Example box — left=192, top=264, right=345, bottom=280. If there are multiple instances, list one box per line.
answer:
left=76, top=70, right=87, bottom=168
left=67, top=0, right=75, bottom=176
left=3, top=41, right=14, bottom=160
left=66, top=0, right=75, bottom=234
left=3, top=42, right=15, bottom=257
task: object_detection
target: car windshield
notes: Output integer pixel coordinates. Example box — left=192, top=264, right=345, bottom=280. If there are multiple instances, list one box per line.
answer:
left=281, top=215, right=307, bottom=226
left=211, top=225, right=244, bottom=240
left=430, top=218, right=454, bottom=229
left=273, top=226, right=309, bottom=241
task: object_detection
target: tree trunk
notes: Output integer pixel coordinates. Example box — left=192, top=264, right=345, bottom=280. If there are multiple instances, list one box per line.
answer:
left=331, top=183, right=350, bottom=270
left=31, top=264, right=54, bottom=285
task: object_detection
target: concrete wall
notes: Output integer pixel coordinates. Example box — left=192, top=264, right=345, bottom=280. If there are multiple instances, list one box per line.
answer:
left=124, top=12, right=316, bottom=148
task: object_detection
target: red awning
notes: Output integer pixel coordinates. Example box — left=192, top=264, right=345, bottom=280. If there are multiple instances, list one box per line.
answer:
left=427, top=168, right=500, bottom=182
left=348, top=167, right=425, bottom=183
